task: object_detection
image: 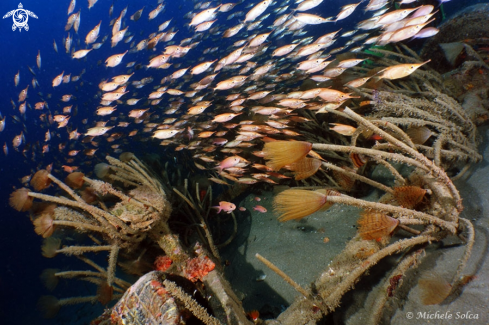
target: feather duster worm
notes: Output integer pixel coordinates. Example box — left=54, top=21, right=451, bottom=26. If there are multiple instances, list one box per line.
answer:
left=418, top=274, right=452, bottom=305
left=41, top=237, right=61, bottom=258
left=119, top=152, right=135, bottom=162
left=263, top=141, right=312, bottom=171
left=65, top=172, right=85, bottom=189
left=30, top=169, right=52, bottom=191
left=33, top=211, right=56, bottom=238
left=357, top=210, right=399, bottom=240
left=350, top=152, right=368, bottom=169
left=37, top=295, right=61, bottom=319
left=405, top=126, right=432, bottom=145
left=80, top=187, right=98, bottom=204
left=97, top=282, right=114, bottom=305
left=332, top=166, right=356, bottom=192
left=94, top=163, right=111, bottom=179
left=9, top=188, right=33, bottom=211
left=393, top=186, right=427, bottom=209
left=273, top=189, right=340, bottom=222
left=37, top=295, right=97, bottom=319
left=287, top=157, right=321, bottom=180
left=119, top=249, right=153, bottom=276
left=40, top=268, right=60, bottom=291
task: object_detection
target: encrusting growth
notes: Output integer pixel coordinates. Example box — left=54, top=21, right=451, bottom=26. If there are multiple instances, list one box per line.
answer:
left=10, top=46, right=481, bottom=322
left=163, top=279, right=223, bottom=325
left=14, top=153, right=248, bottom=323
left=19, top=100, right=475, bottom=323
left=14, top=153, right=179, bottom=316
left=257, top=71, right=477, bottom=321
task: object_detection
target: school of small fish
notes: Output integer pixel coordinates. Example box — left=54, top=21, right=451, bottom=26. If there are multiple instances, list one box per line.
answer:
left=2, top=0, right=441, bottom=188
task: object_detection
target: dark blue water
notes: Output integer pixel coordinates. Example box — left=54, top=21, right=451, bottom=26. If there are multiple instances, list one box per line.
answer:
left=0, top=0, right=475, bottom=323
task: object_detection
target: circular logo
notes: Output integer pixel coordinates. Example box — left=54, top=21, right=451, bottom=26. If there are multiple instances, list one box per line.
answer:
left=13, top=9, right=28, bottom=28
left=3, top=3, right=38, bottom=32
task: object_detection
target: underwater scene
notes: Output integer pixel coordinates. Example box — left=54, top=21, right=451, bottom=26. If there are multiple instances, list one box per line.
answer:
left=1, top=0, right=489, bottom=324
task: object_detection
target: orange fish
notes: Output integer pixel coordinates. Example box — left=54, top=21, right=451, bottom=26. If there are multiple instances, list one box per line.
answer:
left=14, top=71, right=20, bottom=87
left=244, top=0, right=271, bottom=22
left=18, top=86, right=29, bottom=102
left=68, top=150, right=80, bottom=156
left=53, top=115, right=69, bottom=122
left=247, top=310, right=260, bottom=322
left=86, top=21, right=101, bottom=44
left=52, top=72, right=64, bottom=87
left=212, top=201, right=236, bottom=214
left=0, top=116, right=5, bottom=132
left=72, top=49, right=92, bottom=59
left=62, top=165, right=78, bottom=173
left=197, top=131, right=215, bottom=138
left=105, top=51, right=128, bottom=68
left=217, top=155, right=246, bottom=171
left=85, top=126, right=113, bottom=137
left=376, top=60, right=430, bottom=80
left=12, top=132, right=23, bottom=149
left=253, top=205, right=267, bottom=213
left=329, top=123, right=357, bottom=136
left=152, top=129, right=183, bottom=139
left=36, top=50, right=41, bottom=69
left=212, top=113, right=242, bottom=123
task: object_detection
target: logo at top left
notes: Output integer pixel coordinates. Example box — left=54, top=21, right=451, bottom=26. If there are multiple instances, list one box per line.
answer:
left=3, top=3, right=38, bottom=32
